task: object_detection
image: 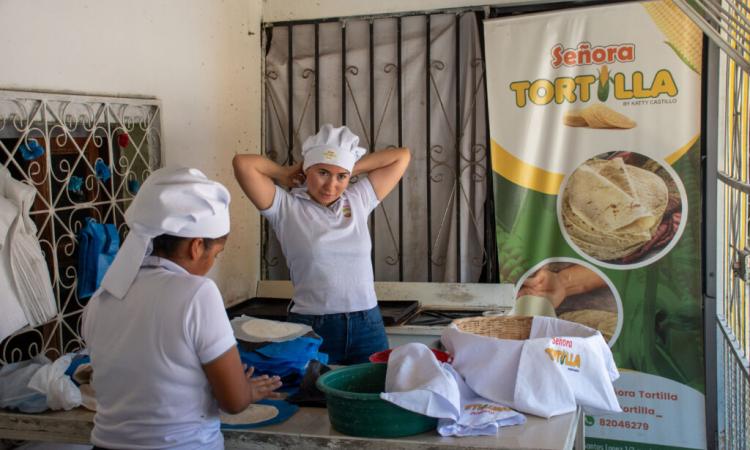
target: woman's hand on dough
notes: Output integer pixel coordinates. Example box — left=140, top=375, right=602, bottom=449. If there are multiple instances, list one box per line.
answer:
left=245, top=366, right=283, bottom=402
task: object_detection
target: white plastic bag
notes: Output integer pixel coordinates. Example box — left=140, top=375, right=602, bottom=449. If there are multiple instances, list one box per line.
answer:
left=0, top=355, right=50, bottom=413
left=27, top=353, right=81, bottom=410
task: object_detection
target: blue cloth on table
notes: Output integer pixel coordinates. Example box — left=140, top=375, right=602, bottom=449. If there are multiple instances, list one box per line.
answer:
left=221, top=399, right=298, bottom=429
left=64, top=354, right=91, bottom=387
left=237, top=336, right=328, bottom=380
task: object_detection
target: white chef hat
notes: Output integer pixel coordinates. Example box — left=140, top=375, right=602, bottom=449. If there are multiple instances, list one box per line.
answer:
left=99, top=166, right=231, bottom=300
left=301, top=124, right=367, bottom=173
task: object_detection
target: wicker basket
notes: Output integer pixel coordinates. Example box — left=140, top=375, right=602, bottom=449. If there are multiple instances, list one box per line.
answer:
left=451, top=316, right=533, bottom=340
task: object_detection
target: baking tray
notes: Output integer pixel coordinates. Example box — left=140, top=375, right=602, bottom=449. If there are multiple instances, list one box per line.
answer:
left=227, top=297, right=419, bottom=326
left=378, top=300, right=419, bottom=326
left=227, top=297, right=291, bottom=321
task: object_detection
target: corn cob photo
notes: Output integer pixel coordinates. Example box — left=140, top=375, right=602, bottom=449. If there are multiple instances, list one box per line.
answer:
left=643, top=0, right=702, bottom=75
left=597, top=65, right=610, bottom=101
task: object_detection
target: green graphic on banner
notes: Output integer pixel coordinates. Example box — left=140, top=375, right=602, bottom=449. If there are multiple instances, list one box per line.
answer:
left=484, top=1, right=705, bottom=448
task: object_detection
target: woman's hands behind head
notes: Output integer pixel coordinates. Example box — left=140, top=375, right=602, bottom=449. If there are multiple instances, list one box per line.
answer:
left=279, top=162, right=305, bottom=189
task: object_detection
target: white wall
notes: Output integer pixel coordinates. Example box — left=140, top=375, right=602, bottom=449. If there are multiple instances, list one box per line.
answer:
left=262, top=0, right=558, bottom=22
left=0, top=0, right=264, bottom=306
left=0, top=0, right=544, bottom=306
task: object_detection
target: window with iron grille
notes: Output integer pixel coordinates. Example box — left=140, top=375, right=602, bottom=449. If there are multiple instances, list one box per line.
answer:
left=262, top=10, right=498, bottom=283
left=675, top=0, right=750, bottom=446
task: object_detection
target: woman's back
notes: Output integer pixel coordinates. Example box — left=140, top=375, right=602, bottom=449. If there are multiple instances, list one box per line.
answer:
left=83, top=256, right=235, bottom=450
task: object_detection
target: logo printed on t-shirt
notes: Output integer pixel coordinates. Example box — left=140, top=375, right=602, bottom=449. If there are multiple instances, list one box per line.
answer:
left=544, top=338, right=581, bottom=372
left=342, top=199, right=352, bottom=218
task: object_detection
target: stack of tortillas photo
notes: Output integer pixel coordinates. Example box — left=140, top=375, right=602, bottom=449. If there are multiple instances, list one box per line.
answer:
left=564, top=104, right=636, bottom=129
left=561, top=156, right=669, bottom=262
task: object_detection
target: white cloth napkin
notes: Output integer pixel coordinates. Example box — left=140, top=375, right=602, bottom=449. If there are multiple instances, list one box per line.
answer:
left=441, top=326, right=524, bottom=406
left=380, top=343, right=460, bottom=420
left=442, top=316, right=621, bottom=418
left=381, top=343, right=526, bottom=437
left=437, top=364, right=526, bottom=437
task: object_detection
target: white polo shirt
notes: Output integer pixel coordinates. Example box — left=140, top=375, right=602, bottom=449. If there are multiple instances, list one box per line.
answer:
left=82, top=256, right=236, bottom=450
left=261, top=178, right=380, bottom=314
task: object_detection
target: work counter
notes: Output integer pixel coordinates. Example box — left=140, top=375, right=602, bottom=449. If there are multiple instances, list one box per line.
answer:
left=0, top=406, right=583, bottom=450
left=0, top=283, right=579, bottom=448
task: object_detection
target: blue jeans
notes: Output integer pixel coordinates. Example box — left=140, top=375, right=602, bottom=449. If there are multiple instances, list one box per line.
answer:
left=287, top=306, right=389, bottom=365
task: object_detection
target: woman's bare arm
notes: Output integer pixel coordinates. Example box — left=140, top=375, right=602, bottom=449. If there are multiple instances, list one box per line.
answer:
left=352, top=147, right=411, bottom=200
left=203, top=346, right=282, bottom=414
left=232, top=154, right=303, bottom=210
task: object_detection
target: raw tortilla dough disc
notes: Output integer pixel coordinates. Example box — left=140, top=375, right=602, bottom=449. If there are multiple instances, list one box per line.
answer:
left=221, top=404, right=279, bottom=425
left=240, top=318, right=307, bottom=340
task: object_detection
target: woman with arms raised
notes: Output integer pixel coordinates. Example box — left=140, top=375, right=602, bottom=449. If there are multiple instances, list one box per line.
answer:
left=233, top=124, right=410, bottom=364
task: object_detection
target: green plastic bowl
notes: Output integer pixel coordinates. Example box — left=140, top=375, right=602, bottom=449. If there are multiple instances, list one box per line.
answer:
left=316, top=362, right=438, bottom=438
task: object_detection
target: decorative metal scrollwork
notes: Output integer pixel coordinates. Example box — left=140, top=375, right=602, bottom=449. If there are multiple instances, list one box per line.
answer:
left=263, top=13, right=490, bottom=282
left=0, top=90, right=161, bottom=365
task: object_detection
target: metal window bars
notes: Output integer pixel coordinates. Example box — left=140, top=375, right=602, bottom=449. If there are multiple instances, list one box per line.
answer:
left=0, top=89, right=161, bottom=365
left=675, top=0, right=750, bottom=73
left=675, top=0, right=750, bottom=448
left=262, top=11, right=492, bottom=283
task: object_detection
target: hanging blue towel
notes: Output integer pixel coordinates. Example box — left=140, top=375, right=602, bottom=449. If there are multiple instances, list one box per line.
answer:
left=77, top=218, right=120, bottom=299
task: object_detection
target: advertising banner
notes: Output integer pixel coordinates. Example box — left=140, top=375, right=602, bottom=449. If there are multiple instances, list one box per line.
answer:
left=484, top=2, right=705, bottom=449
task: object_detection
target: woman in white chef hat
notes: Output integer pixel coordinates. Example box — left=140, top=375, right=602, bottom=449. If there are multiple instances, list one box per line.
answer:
left=83, top=167, right=281, bottom=450
left=233, top=124, right=410, bottom=364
